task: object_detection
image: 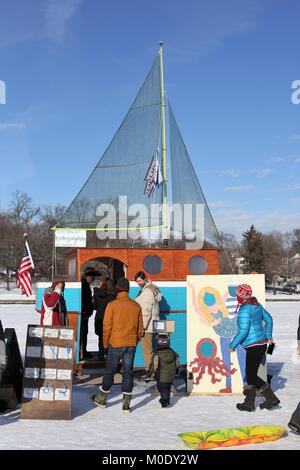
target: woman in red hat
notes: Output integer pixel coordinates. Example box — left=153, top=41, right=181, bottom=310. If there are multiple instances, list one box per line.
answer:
left=230, top=284, right=280, bottom=412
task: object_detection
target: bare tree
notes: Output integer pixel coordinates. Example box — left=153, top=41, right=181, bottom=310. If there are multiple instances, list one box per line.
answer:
left=261, top=231, right=285, bottom=284
left=218, top=231, right=240, bottom=274
left=9, top=190, right=40, bottom=231
left=0, top=212, right=24, bottom=290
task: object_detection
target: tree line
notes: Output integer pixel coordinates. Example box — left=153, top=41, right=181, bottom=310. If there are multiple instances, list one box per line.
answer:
left=219, top=225, right=300, bottom=283
left=0, top=191, right=299, bottom=290
left=0, top=191, right=65, bottom=290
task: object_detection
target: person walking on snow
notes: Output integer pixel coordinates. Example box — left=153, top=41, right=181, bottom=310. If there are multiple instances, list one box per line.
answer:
left=230, top=284, right=280, bottom=412
left=91, top=277, right=143, bottom=413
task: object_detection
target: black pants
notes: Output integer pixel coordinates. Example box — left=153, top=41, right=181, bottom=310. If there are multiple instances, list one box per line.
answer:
left=297, top=315, right=300, bottom=341
left=95, top=320, right=104, bottom=356
left=157, top=382, right=172, bottom=404
left=80, top=317, right=89, bottom=355
left=245, top=344, right=267, bottom=389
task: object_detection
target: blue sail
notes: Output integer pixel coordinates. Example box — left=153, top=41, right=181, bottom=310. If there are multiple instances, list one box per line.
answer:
left=58, top=55, right=163, bottom=234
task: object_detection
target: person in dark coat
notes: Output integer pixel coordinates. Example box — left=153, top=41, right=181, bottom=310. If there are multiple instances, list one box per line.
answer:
left=148, top=334, right=179, bottom=408
left=93, top=278, right=117, bottom=360
left=81, top=268, right=98, bottom=359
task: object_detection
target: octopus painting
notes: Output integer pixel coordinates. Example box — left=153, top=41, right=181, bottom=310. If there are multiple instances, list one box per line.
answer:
left=188, top=280, right=246, bottom=393
left=189, top=338, right=237, bottom=385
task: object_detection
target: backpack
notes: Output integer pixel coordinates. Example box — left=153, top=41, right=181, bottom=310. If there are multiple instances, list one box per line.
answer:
left=152, top=348, right=179, bottom=383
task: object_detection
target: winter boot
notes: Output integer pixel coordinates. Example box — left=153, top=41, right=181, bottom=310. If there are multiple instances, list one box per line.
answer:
left=297, top=341, right=300, bottom=355
left=288, top=402, right=300, bottom=434
left=144, top=370, right=156, bottom=383
left=91, top=387, right=109, bottom=409
left=288, top=421, right=300, bottom=435
left=236, top=385, right=256, bottom=412
left=122, top=393, right=132, bottom=413
left=138, top=369, right=155, bottom=382
left=159, top=398, right=171, bottom=408
left=258, top=384, right=280, bottom=410
left=138, top=369, right=150, bottom=381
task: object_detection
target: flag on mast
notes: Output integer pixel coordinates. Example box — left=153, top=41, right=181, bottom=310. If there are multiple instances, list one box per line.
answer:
left=17, top=240, right=34, bottom=297
left=144, top=148, right=164, bottom=197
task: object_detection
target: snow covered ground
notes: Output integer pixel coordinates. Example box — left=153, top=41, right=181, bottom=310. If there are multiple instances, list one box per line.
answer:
left=0, top=283, right=35, bottom=301
left=0, top=302, right=300, bottom=450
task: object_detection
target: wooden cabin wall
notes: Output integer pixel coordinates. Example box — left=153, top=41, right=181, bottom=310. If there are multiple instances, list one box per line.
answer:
left=66, top=248, right=220, bottom=281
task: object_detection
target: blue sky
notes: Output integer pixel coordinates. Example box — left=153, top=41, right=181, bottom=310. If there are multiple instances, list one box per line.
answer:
left=0, top=0, right=299, bottom=238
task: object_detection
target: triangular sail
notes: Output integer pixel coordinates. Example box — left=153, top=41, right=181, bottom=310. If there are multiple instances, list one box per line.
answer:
left=58, top=56, right=163, bottom=230
left=169, top=103, right=221, bottom=247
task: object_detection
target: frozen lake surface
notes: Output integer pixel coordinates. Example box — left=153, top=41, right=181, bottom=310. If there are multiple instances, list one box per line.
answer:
left=0, top=302, right=300, bottom=450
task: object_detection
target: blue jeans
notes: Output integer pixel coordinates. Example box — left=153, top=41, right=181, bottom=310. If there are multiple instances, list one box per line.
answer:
left=220, top=337, right=246, bottom=387
left=102, top=346, right=136, bottom=394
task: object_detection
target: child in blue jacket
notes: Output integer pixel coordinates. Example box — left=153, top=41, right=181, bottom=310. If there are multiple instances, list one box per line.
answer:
left=230, top=284, right=280, bottom=412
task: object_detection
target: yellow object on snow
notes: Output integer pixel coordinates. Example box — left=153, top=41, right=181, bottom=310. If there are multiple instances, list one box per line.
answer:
left=178, top=425, right=287, bottom=450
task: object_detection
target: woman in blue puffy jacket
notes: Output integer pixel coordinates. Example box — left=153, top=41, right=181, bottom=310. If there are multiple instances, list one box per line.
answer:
left=230, top=284, right=280, bottom=412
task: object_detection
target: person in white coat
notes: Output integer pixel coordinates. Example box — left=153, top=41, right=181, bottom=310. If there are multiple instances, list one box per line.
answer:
left=135, top=271, right=162, bottom=380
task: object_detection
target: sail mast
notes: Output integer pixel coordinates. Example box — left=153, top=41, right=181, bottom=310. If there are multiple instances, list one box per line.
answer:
left=159, top=42, right=169, bottom=241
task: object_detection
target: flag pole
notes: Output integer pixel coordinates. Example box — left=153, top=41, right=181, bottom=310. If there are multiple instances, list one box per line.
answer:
left=24, top=232, right=34, bottom=269
left=159, top=42, right=169, bottom=243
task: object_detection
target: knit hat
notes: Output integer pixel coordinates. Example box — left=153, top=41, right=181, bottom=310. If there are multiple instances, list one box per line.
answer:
left=83, top=267, right=101, bottom=277
left=116, top=277, right=130, bottom=292
left=236, top=284, right=252, bottom=302
left=157, top=334, right=170, bottom=347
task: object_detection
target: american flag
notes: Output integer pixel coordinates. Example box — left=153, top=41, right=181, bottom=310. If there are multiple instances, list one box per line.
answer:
left=17, top=241, right=34, bottom=297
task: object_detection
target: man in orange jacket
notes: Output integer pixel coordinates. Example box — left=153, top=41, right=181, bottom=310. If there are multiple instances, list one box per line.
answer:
left=91, top=277, right=143, bottom=413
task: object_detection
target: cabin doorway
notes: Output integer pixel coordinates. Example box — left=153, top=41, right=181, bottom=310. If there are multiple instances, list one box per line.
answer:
left=81, top=257, right=125, bottom=285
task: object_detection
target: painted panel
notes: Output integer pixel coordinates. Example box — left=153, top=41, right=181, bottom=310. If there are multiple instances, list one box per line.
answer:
left=186, top=274, right=267, bottom=395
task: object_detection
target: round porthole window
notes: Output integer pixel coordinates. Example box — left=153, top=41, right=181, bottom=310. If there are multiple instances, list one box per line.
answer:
left=188, top=255, right=208, bottom=275
left=143, top=255, right=163, bottom=275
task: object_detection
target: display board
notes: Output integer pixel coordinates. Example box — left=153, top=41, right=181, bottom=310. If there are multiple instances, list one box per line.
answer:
left=187, top=274, right=266, bottom=395
left=21, top=324, right=74, bottom=420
